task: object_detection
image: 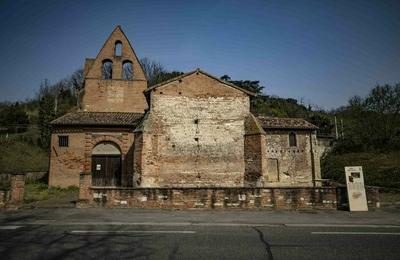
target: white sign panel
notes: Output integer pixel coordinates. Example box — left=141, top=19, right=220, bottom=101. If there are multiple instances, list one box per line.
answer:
left=345, top=166, right=368, bottom=211
left=96, top=164, right=101, bottom=171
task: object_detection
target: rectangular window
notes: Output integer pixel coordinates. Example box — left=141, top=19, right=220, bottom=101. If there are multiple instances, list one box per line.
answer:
left=58, top=136, right=69, bottom=147
left=289, top=132, right=297, bottom=147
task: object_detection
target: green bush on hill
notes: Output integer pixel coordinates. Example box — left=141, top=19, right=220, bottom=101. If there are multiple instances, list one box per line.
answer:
left=321, top=152, right=400, bottom=189
left=0, top=140, right=48, bottom=173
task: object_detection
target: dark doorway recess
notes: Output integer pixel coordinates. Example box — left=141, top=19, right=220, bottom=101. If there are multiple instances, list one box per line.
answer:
left=92, top=155, right=121, bottom=187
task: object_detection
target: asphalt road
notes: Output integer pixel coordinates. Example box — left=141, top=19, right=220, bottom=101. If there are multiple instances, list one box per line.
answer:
left=1, top=208, right=400, bottom=259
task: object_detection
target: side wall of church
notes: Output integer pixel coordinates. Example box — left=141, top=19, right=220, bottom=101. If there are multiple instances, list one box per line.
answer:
left=264, top=130, right=317, bottom=187
left=138, top=73, right=250, bottom=187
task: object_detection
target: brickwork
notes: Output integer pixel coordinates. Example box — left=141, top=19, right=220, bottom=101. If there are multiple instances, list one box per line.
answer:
left=81, top=26, right=148, bottom=113
left=49, top=26, right=327, bottom=205
left=264, top=130, right=319, bottom=187
left=80, top=186, right=378, bottom=210
left=9, top=174, right=25, bottom=206
left=49, top=127, right=135, bottom=188
left=0, top=190, right=10, bottom=208
left=83, top=79, right=147, bottom=113
left=137, top=72, right=251, bottom=187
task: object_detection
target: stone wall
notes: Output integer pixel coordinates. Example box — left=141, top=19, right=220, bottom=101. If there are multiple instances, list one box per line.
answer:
left=82, top=186, right=380, bottom=210
left=49, top=127, right=135, bottom=188
left=264, top=130, right=319, bottom=187
left=138, top=72, right=251, bottom=187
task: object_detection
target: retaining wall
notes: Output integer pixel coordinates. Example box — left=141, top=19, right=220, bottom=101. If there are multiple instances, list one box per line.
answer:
left=79, top=185, right=380, bottom=210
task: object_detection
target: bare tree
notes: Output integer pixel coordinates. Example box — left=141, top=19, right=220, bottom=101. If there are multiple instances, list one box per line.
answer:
left=139, top=57, right=166, bottom=86
left=69, top=69, right=84, bottom=108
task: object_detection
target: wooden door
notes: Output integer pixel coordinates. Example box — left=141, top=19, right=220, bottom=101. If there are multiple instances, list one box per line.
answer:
left=92, top=156, right=121, bottom=186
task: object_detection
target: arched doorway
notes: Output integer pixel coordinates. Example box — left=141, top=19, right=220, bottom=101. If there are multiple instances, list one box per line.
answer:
left=92, top=142, right=121, bottom=187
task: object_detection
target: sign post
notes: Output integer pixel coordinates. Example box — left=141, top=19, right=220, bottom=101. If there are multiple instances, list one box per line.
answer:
left=345, top=166, right=368, bottom=211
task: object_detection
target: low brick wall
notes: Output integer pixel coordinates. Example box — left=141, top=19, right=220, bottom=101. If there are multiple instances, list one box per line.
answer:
left=0, top=171, right=47, bottom=183
left=78, top=172, right=380, bottom=210
left=0, top=190, right=10, bottom=207
left=0, top=173, right=25, bottom=209
left=78, top=186, right=377, bottom=210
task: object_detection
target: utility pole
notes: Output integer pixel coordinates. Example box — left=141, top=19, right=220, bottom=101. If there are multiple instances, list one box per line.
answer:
left=334, top=116, right=339, bottom=139
left=341, top=119, right=344, bottom=139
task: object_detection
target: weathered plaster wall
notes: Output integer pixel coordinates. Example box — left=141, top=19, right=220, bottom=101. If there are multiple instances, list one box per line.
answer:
left=138, top=73, right=250, bottom=187
left=264, top=130, right=318, bottom=187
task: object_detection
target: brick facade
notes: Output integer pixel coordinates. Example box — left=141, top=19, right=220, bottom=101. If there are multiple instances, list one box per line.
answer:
left=49, top=26, right=329, bottom=209
left=264, top=130, right=321, bottom=187
left=49, top=127, right=135, bottom=188
left=136, top=72, right=252, bottom=187
left=81, top=26, right=148, bottom=113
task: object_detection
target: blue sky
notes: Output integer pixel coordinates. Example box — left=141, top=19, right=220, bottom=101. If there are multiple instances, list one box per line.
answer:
left=0, top=0, right=399, bottom=109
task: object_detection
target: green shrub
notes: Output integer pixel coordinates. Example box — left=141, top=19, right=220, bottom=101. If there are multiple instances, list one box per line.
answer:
left=24, top=182, right=78, bottom=203
left=0, top=140, right=48, bottom=173
left=321, top=152, right=400, bottom=189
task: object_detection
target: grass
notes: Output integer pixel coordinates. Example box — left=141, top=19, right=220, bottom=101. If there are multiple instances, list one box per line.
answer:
left=379, top=192, right=400, bottom=204
left=321, top=151, right=400, bottom=189
left=24, top=181, right=78, bottom=204
left=0, top=140, right=49, bottom=173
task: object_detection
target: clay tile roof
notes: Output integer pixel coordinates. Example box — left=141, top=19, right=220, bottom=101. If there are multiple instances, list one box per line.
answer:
left=256, top=116, right=318, bottom=130
left=51, top=112, right=144, bottom=127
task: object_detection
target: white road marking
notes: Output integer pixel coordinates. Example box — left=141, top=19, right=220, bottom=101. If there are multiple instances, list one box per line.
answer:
left=311, top=232, right=400, bottom=235
left=70, top=230, right=196, bottom=234
left=0, top=226, right=22, bottom=230
left=6, top=221, right=400, bottom=229
left=288, top=224, right=400, bottom=228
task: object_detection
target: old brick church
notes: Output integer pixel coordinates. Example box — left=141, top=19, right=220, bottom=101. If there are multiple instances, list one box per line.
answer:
left=49, top=26, right=322, bottom=205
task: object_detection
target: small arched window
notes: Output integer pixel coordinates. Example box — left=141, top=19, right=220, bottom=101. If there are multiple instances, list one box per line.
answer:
left=289, top=132, right=297, bottom=147
left=115, top=41, right=122, bottom=56
left=122, top=60, right=133, bottom=80
left=102, top=59, right=113, bottom=79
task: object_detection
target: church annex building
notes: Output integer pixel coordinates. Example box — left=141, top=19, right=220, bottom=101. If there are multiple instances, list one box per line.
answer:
left=48, top=26, right=343, bottom=209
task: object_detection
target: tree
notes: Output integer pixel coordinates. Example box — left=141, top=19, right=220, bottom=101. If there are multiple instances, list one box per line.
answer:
left=0, top=102, right=29, bottom=133
left=307, top=113, right=333, bottom=135
left=140, top=58, right=184, bottom=86
left=364, top=84, right=400, bottom=146
left=220, top=75, right=265, bottom=95
left=140, top=58, right=166, bottom=86
left=69, top=69, right=84, bottom=107
left=334, top=83, right=400, bottom=152
left=37, top=80, right=58, bottom=149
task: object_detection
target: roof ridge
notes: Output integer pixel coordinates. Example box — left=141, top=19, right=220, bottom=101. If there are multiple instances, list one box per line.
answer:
left=145, top=69, right=256, bottom=96
left=256, top=116, right=318, bottom=130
